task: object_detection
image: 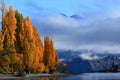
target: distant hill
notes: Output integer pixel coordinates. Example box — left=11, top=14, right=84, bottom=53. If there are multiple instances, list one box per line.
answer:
left=57, top=49, right=120, bottom=73
left=57, top=50, right=120, bottom=60
left=70, top=14, right=83, bottom=20
left=63, top=55, right=120, bottom=73
left=57, top=50, right=83, bottom=60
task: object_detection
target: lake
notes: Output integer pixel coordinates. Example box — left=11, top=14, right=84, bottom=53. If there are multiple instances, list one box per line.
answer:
left=3, top=73, right=120, bottom=80
left=59, top=73, right=120, bottom=80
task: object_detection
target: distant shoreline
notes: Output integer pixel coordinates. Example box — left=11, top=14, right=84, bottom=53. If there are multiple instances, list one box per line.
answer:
left=0, top=73, right=70, bottom=79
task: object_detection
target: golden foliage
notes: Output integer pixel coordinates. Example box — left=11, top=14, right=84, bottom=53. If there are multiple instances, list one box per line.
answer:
left=2, top=6, right=16, bottom=53
left=0, top=55, right=10, bottom=72
left=0, top=6, right=60, bottom=73
left=18, top=16, right=44, bottom=73
left=44, top=36, right=59, bottom=71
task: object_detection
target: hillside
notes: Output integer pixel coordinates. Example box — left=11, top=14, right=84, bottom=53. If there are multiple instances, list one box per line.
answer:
left=57, top=50, right=120, bottom=73
left=63, top=55, right=120, bottom=73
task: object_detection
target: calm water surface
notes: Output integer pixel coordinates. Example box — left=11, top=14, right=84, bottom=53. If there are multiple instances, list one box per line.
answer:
left=60, top=73, right=120, bottom=80
left=5, top=73, right=120, bottom=80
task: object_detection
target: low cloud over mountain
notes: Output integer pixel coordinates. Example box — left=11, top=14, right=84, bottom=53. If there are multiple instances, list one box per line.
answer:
left=6, top=0, right=120, bottom=54
left=32, top=13, right=120, bottom=54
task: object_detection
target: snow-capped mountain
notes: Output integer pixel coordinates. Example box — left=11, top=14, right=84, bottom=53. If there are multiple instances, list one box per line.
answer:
left=70, top=14, right=83, bottom=20
left=57, top=50, right=120, bottom=73
left=64, top=55, right=120, bottom=73
left=57, top=50, right=119, bottom=60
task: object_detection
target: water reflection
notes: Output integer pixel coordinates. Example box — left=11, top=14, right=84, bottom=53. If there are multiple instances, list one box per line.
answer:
left=60, top=73, right=120, bottom=80
left=3, top=73, right=120, bottom=80
left=3, top=77, right=60, bottom=80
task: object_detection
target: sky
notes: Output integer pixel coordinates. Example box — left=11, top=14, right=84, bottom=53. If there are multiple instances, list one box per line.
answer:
left=4, top=0, right=120, bottom=53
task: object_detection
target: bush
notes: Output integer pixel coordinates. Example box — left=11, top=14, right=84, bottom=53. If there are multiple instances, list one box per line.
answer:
left=16, top=71, right=26, bottom=77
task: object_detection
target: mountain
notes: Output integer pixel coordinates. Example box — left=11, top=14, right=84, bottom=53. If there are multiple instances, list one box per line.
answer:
left=64, top=57, right=92, bottom=73
left=60, top=13, right=67, bottom=17
left=63, top=55, right=120, bottom=73
left=57, top=50, right=82, bottom=60
left=57, top=50, right=117, bottom=60
left=70, top=14, right=83, bottom=20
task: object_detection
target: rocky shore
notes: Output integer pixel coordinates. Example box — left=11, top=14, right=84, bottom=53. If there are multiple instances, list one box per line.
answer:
left=0, top=73, right=69, bottom=79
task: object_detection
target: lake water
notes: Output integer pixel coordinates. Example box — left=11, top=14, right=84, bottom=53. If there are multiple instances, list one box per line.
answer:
left=59, top=73, right=120, bottom=80
left=34, top=73, right=120, bottom=80
left=4, top=73, right=120, bottom=80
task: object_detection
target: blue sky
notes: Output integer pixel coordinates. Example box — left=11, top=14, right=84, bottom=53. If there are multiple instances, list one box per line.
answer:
left=6, top=0, right=80, bottom=16
left=5, top=0, right=120, bottom=18
left=4, top=0, right=120, bottom=53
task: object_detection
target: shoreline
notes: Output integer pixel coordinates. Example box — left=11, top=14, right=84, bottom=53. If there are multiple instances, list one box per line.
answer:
left=0, top=73, right=70, bottom=79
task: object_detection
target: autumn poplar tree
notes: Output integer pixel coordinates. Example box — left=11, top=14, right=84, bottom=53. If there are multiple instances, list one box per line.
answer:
left=2, top=6, right=16, bottom=53
left=0, top=5, right=60, bottom=73
left=43, top=36, right=59, bottom=72
left=18, top=16, right=44, bottom=73
left=15, top=10, right=24, bottom=53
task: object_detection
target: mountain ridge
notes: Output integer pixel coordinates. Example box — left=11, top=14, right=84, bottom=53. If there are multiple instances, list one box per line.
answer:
left=57, top=50, right=120, bottom=73
left=63, top=55, right=120, bottom=73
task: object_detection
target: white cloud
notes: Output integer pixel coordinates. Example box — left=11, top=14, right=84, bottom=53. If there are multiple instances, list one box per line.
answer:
left=78, top=44, right=120, bottom=54
left=79, top=53, right=99, bottom=60
left=40, top=14, right=82, bottom=28
left=32, top=13, right=120, bottom=54
left=5, top=0, right=120, bottom=54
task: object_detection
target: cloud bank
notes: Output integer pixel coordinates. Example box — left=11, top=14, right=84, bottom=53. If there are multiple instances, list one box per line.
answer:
left=31, top=12, right=120, bottom=54
left=79, top=53, right=99, bottom=60
left=6, top=0, right=120, bottom=54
